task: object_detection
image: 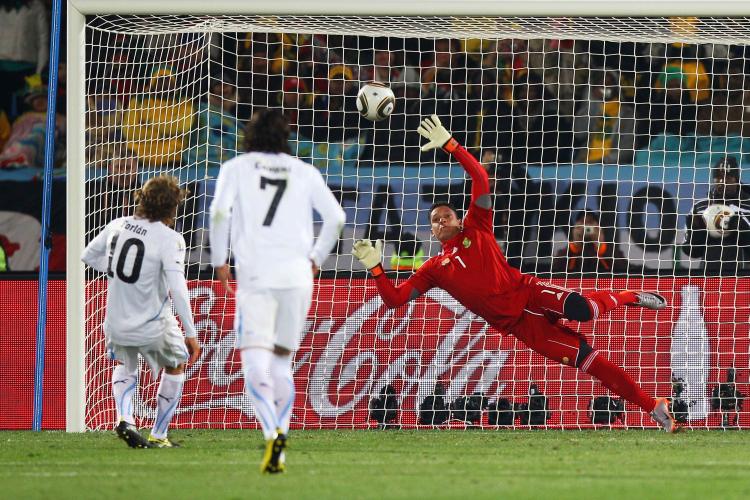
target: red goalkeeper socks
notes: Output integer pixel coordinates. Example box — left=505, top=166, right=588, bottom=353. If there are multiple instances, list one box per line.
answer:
left=581, top=351, right=655, bottom=413
left=584, top=291, right=637, bottom=319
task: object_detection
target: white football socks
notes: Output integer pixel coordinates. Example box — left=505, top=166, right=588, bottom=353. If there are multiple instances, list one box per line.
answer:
left=112, top=364, right=137, bottom=425
left=241, top=348, right=279, bottom=440
left=270, top=353, right=295, bottom=434
left=151, top=372, right=185, bottom=440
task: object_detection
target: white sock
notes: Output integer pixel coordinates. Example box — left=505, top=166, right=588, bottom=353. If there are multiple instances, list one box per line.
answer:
left=151, top=372, right=185, bottom=439
left=270, top=353, right=295, bottom=434
left=112, top=365, right=137, bottom=425
left=241, top=348, right=278, bottom=440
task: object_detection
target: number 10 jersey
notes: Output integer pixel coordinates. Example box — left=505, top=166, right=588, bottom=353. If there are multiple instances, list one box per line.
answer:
left=83, top=216, right=187, bottom=346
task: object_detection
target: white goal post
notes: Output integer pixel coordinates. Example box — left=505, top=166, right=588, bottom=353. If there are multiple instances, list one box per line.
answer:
left=66, top=0, right=750, bottom=432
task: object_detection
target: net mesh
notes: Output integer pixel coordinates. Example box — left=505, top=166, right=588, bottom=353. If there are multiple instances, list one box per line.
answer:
left=82, top=14, right=749, bottom=430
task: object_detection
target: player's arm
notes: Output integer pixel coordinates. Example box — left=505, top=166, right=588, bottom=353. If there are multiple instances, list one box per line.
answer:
left=418, top=115, right=493, bottom=232
left=681, top=204, right=709, bottom=258
left=309, top=168, right=346, bottom=268
left=162, top=235, right=200, bottom=363
left=352, top=239, right=425, bottom=308
left=209, top=163, right=237, bottom=268
left=81, top=222, right=110, bottom=273
left=209, top=161, right=239, bottom=293
left=418, top=115, right=491, bottom=209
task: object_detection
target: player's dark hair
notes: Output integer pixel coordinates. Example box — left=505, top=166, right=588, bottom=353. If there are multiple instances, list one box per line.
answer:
left=134, top=175, right=186, bottom=226
left=429, top=202, right=461, bottom=219
left=244, top=107, right=292, bottom=154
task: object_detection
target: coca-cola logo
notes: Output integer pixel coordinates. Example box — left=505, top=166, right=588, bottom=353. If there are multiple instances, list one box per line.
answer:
left=129, top=281, right=510, bottom=425
left=77, top=277, right=750, bottom=430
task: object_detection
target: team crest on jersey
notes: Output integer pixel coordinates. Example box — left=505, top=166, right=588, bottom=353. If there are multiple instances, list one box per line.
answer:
left=462, top=237, right=471, bottom=249
left=441, top=258, right=451, bottom=266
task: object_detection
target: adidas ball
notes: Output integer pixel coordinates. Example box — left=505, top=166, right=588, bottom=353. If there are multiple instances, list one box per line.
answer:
left=702, top=203, right=736, bottom=238
left=356, top=82, right=395, bottom=121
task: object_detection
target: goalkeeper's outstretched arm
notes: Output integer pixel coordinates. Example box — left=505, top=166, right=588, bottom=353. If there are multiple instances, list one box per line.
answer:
left=352, top=239, right=422, bottom=308
left=417, top=115, right=491, bottom=210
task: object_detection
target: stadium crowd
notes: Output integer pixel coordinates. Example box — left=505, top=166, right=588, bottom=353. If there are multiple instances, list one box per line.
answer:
left=1, top=7, right=750, bottom=273
left=79, top=30, right=750, bottom=171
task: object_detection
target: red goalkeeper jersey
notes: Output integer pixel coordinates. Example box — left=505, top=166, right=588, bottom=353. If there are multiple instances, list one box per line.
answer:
left=373, top=143, right=529, bottom=332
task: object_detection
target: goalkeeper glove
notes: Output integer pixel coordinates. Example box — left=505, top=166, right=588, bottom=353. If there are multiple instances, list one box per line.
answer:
left=353, top=239, right=383, bottom=273
left=417, top=115, right=456, bottom=152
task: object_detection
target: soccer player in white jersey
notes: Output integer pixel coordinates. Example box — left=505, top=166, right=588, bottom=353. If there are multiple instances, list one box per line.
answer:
left=82, top=175, right=201, bottom=448
left=210, top=108, right=345, bottom=473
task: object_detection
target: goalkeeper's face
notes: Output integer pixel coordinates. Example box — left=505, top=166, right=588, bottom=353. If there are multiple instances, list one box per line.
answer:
left=430, top=206, right=462, bottom=242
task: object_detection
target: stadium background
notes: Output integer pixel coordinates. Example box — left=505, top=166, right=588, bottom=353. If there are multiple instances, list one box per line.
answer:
left=0, top=6, right=748, bottom=431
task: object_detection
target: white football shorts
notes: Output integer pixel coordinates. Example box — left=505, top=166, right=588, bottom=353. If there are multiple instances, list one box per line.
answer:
left=234, top=285, right=313, bottom=351
left=107, top=316, right=189, bottom=374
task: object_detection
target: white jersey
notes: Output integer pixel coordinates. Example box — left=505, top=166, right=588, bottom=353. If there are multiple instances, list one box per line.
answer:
left=82, top=216, right=194, bottom=346
left=210, top=151, right=345, bottom=290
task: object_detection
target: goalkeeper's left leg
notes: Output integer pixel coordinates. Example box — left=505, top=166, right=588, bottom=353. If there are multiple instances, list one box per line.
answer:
left=510, top=313, right=678, bottom=430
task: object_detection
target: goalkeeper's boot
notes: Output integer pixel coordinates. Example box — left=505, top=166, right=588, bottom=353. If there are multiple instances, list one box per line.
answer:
left=627, top=292, right=667, bottom=311
left=260, top=429, right=287, bottom=474
left=651, top=397, right=678, bottom=433
left=115, top=420, right=152, bottom=449
left=147, top=435, right=181, bottom=448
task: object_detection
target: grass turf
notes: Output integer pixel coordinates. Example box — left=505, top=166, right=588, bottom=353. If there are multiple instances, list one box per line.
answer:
left=2, top=429, right=749, bottom=499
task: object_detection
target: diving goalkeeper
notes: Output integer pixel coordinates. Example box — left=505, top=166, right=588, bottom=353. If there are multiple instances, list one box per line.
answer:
left=353, top=115, right=676, bottom=432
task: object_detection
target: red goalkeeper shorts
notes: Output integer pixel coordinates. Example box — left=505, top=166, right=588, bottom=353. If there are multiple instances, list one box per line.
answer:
left=508, top=279, right=587, bottom=367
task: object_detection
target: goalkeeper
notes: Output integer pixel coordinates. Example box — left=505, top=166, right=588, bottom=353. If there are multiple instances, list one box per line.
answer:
left=353, top=116, right=676, bottom=432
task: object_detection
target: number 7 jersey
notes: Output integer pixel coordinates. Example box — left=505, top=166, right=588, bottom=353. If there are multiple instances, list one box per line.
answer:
left=209, top=152, right=345, bottom=290
left=82, top=216, right=187, bottom=345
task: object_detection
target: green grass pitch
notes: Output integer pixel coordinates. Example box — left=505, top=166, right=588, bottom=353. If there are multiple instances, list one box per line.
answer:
left=2, top=430, right=750, bottom=499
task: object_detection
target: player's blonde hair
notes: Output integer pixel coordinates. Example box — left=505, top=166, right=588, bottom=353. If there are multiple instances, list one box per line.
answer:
left=134, top=175, right=186, bottom=226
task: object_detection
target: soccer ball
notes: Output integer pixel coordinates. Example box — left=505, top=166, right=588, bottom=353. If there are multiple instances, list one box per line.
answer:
left=702, top=203, right=736, bottom=238
left=356, top=82, right=395, bottom=121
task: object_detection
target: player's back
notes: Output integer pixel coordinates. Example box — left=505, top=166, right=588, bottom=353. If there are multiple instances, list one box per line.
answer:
left=218, top=151, right=326, bottom=289
left=103, top=216, right=185, bottom=345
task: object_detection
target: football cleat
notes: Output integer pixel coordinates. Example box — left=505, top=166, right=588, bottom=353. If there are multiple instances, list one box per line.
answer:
left=115, top=420, right=152, bottom=449
left=147, top=435, right=181, bottom=448
left=651, top=397, right=678, bottom=433
left=260, top=429, right=287, bottom=474
left=627, top=292, right=668, bottom=311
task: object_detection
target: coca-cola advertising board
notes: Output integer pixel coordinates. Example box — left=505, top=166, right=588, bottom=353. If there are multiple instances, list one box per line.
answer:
left=1, top=278, right=748, bottom=429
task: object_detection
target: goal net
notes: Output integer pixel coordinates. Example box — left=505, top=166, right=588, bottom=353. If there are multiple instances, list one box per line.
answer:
left=77, top=13, right=750, bottom=431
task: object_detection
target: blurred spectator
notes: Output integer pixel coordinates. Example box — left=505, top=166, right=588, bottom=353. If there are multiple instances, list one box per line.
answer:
left=182, top=72, right=244, bottom=174
left=390, top=238, right=425, bottom=271
left=645, top=67, right=698, bottom=138
left=657, top=58, right=710, bottom=104
left=682, top=156, right=750, bottom=275
left=0, top=74, right=62, bottom=167
left=0, top=238, right=7, bottom=271
left=487, top=148, right=540, bottom=265
left=361, top=42, right=421, bottom=91
left=553, top=212, right=627, bottom=274
left=237, top=41, right=283, bottom=120
left=85, top=150, right=141, bottom=240
left=105, top=50, right=133, bottom=106
left=702, top=90, right=744, bottom=137
left=0, top=0, right=48, bottom=115
left=573, top=70, right=635, bottom=164
left=282, top=76, right=315, bottom=140
left=121, top=66, right=194, bottom=167
left=507, top=74, right=573, bottom=165
left=85, top=84, right=123, bottom=165
left=312, top=64, right=360, bottom=143
left=0, top=107, right=10, bottom=150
